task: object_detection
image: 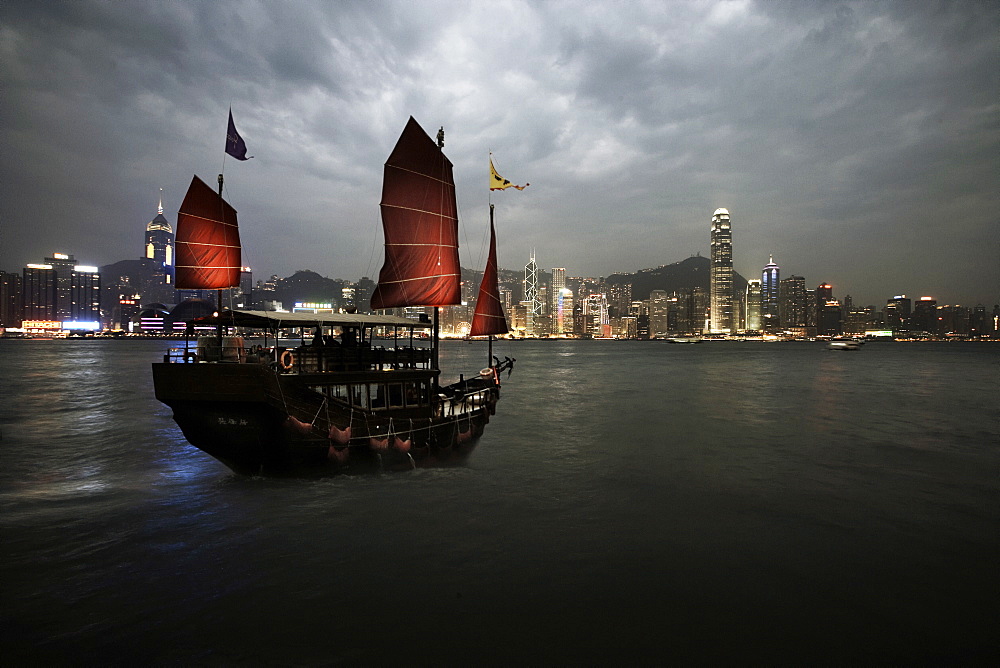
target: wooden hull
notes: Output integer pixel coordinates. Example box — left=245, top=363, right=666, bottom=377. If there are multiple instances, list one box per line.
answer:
left=152, top=362, right=495, bottom=475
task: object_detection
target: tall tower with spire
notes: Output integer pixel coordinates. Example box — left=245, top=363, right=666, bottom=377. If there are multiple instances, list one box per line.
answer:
left=710, top=208, right=733, bottom=334
left=761, top=256, right=780, bottom=332
left=143, top=189, right=175, bottom=302
left=145, top=190, right=174, bottom=278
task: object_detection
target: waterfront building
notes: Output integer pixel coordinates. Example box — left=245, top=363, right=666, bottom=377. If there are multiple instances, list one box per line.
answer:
left=607, top=282, right=632, bottom=318
left=554, top=287, right=574, bottom=335
left=969, top=305, right=990, bottom=338
left=22, top=253, right=101, bottom=325
left=1, top=270, right=23, bottom=327
left=648, top=290, right=669, bottom=338
left=744, top=279, right=762, bottom=332
left=22, top=263, right=58, bottom=322
left=550, top=267, right=566, bottom=316
left=761, top=257, right=780, bottom=332
left=886, top=295, right=912, bottom=332
left=709, top=208, right=733, bottom=334
left=779, top=276, right=808, bottom=329
left=911, top=296, right=938, bottom=334
left=817, top=300, right=843, bottom=336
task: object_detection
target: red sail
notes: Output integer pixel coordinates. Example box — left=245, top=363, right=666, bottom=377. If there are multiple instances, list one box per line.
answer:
left=371, top=117, right=461, bottom=310
left=174, top=175, right=242, bottom=289
left=469, top=214, right=508, bottom=337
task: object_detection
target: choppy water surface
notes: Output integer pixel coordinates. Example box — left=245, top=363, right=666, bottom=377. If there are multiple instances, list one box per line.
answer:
left=1, top=338, right=997, bottom=664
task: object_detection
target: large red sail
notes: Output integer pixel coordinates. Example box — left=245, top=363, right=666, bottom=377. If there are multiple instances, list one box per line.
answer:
left=371, top=117, right=461, bottom=310
left=174, top=175, right=242, bottom=289
left=469, top=212, right=508, bottom=337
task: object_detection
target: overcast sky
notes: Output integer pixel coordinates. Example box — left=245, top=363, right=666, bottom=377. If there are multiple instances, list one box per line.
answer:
left=2, top=0, right=997, bottom=306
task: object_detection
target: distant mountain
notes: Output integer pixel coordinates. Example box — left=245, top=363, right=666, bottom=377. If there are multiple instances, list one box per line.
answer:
left=606, top=255, right=747, bottom=301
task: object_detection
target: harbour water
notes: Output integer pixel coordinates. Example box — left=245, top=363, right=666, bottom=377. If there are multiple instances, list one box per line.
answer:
left=1, top=338, right=996, bottom=664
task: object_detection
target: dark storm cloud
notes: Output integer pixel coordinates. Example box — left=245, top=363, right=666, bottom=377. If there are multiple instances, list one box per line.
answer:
left=1, top=0, right=996, bottom=306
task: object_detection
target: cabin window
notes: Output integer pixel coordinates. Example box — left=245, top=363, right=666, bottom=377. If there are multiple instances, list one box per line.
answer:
left=404, top=382, right=428, bottom=407
left=387, top=383, right=404, bottom=408
left=350, top=384, right=369, bottom=409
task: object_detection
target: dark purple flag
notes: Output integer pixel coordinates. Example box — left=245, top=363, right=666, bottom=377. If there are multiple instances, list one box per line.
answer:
left=225, top=108, right=252, bottom=160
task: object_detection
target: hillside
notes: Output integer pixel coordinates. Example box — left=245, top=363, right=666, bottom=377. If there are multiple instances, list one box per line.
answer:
left=606, top=255, right=747, bottom=301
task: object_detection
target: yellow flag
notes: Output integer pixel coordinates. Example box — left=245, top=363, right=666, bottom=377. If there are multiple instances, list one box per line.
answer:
left=490, top=156, right=529, bottom=191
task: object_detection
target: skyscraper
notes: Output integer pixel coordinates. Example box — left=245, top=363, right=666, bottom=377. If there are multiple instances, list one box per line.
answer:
left=911, top=296, right=938, bottom=334
left=745, top=279, right=762, bottom=331
left=146, top=191, right=174, bottom=286
left=554, top=288, right=574, bottom=335
left=779, top=275, right=808, bottom=328
left=649, top=290, right=669, bottom=338
left=0, top=271, right=23, bottom=327
left=886, top=295, right=912, bottom=332
left=523, top=251, right=540, bottom=335
left=709, top=208, right=733, bottom=334
left=761, top=256, right=780, bottom=332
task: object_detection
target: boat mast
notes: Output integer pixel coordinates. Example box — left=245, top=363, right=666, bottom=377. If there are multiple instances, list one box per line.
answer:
left=488, top=203, right=495, bottom=367
left=433, top=126, right=444, bottom=392
left=216, top=173, right=224, bottom=348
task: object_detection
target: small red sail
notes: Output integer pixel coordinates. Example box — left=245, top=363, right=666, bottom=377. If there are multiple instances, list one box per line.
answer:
left=371, top=117, right=461, bottom=310
left=469, top=213, right=508, bottom=337
left=175, top=175, right=241, bottom=289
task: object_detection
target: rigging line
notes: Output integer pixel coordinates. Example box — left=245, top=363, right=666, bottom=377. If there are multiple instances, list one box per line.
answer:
left=311, top=397, right=327, bottom=425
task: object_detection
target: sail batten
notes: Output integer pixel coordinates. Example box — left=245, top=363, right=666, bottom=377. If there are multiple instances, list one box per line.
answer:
left=371, top=117, right=461, bottom=310
left=174, top=175, right=242, bottom=290
left=470, top=212, right=508, bottom=337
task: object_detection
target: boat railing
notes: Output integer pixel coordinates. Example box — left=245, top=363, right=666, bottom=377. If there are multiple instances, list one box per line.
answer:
left=276, top=343, right=432, bottom=374
left=163, top=342, right=246, bottom=363
left=437, top=377, right=495, bottom=418
left=161, top=341, right=433, bottom=372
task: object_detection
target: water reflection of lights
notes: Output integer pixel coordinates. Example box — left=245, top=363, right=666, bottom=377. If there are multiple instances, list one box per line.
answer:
left=5, top=464, right=111, bottom=501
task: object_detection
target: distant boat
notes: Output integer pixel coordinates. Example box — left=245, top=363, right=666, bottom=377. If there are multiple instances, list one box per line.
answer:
left=152, top=117, right=513, bottom=475
left=666, top=337, right=703, bottom=344
left=828, top=339, right=862, bottom=350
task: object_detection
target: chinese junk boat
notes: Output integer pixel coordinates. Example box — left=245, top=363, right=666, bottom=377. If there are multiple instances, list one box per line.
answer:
left=152, top=117, right=514, bottom=475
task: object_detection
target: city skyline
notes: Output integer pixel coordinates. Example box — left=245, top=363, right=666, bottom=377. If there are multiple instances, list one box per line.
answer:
left=2, top=1, right=997, bottom=308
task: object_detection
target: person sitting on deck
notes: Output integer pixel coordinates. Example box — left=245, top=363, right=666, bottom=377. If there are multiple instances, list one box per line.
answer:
left=341, top=327, right=358, bottom=347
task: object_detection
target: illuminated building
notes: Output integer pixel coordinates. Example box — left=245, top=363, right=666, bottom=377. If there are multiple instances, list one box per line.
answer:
left=709, top=208, right=733, bottom=333
left=146, top=191, right=174, bottom=276
left=523, top=251, right=540, bottom=335
left=22, top=253, right=101, bottom=325
left=744, top=279, right=762, bottom=331
left=969, top=305, right=990, bottom=338
left=761, top=257, right=780, bottom=332
left=910, top=296, right=937, bottom=334
left=551, top=267, right=566, bottom=315
left=649, top=290, right=669, bottom=338
left=817, top=300, right=843, bottom=336
left=554, top=287, right=574, bottom=335
left=22, top=264, right=57, bottom=321
left=1, top=270, right=23, bottom=326
left=583, top=293, right=610, bottom=337
left=885, top=295, right=912, bottom=332
left=779, top=276, right=808, bottom=329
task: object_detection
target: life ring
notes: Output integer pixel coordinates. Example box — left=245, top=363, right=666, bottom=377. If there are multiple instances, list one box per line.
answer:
left=480, top=368, right=492, bottom=378
left=280, top=350, right=295, bottom=370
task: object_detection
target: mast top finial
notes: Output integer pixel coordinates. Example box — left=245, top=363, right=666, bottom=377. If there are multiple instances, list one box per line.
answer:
left=158, top=188, right=163, bottom=215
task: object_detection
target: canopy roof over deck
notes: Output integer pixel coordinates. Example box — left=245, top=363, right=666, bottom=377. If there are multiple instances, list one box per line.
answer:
left=193, top=309, right=432, bottom=330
